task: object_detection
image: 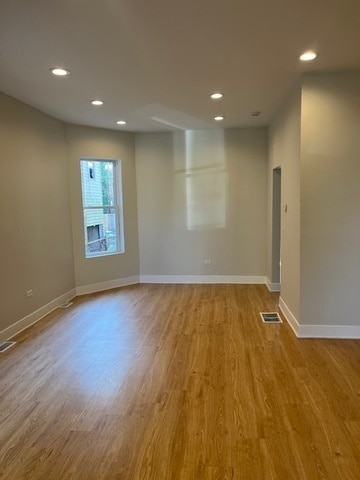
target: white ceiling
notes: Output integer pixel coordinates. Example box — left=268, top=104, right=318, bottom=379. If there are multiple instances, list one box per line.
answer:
left=1, top=0, right=360, bottom=132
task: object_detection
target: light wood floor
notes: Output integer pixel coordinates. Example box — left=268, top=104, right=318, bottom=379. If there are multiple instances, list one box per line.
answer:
left=0, top=284, right=359, bottom=479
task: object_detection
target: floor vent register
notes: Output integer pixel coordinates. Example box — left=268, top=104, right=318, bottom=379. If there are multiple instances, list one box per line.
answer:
left=0, top=341, right=16, bottom=353
left=260, top=312, right=282, bottom=323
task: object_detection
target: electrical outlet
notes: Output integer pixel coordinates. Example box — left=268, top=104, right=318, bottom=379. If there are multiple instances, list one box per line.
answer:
left=204, top=259, right=211, bottom=264
left=26, top=290, right=33, bottom=298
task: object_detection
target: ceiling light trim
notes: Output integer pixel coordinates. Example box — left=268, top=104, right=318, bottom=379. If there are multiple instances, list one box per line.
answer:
left=210, top=92, right=223, bottom=99
left=50, top=67, right=70, bottom=76
left=299, top=50, right=317, bottom=61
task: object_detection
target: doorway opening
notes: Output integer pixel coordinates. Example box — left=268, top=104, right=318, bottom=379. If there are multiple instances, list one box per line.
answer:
left=271, top=167, right=281, bottom=290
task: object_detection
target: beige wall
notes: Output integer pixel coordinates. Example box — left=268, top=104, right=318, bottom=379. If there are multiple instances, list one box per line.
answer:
left=0, top=93, right=75, bottom=339
left=66, top=125, right=139, bottom=288
left=268, top=86, right=301, bottom=320
left=135, top=128, right=268, bottom=277
left=300, top=72, right=360, bottom=326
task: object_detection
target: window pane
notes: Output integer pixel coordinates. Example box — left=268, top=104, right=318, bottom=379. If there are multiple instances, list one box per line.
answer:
left=84, top=208, right=118, bottom=256
left=80, top=160, right=115, bottom=207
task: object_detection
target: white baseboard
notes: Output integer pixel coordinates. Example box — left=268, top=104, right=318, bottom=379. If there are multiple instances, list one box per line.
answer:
left=297, top=324, right=360, bottom=339
left=1, top=288, right=77, bottom=342
left=5, top=279, right=357, bottom=342
left=265, top=278, right=281, bottom=292
left=279, top=296, right=360, bottom=339
left=76, top=276, right=139, bottom=295
left=279, top=297, right=299, bottom=336
left=139, top=275, right=266, bottom=284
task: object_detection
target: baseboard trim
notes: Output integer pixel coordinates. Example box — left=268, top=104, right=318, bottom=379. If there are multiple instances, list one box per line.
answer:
left=278, top=297, right=299, bottom=336
left=265, top=278, right=281, bottom=292
left=139, top=275, right=266, bottom=284
left=297, top=324, right=360, bottom=339
left=1, top=288, right=77, bottom=342
left=76, top=276, right=140, bottom=295
left=279, top=297, right=360, bottom=338
left=5, top=279, right=357, bottom=342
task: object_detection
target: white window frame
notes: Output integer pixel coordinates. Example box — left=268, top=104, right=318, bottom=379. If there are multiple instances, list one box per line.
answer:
left=80, top=158, right=125, bottom=258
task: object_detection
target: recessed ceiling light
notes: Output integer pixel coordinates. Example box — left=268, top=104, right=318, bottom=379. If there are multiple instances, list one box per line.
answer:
left=210, top=92, right=223, bottom=99
left=251, top=111, right=261, bottom=117
left=116, top=120, right=127, bottom=125
left=214, top=116, right=225, bottom=121
left=50, top=67, right=70, bottom=76
left=91, top=100, right=104, bottom=106
left=299, top=51, right=317, bottom=62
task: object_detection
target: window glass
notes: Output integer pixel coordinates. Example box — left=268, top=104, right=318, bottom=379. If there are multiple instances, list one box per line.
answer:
left=80, top=159, right=124, bottom=258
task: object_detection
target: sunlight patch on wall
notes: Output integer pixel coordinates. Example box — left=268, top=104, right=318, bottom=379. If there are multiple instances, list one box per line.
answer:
left=173, top=129, right=227, bottom=231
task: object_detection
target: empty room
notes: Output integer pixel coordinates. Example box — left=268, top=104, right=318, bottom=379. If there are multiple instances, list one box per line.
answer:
left=0, top=1, right=359, bottom=479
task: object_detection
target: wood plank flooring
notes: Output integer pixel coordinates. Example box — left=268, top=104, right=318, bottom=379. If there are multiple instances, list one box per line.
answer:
left=0, top=284, right=359, bottom=479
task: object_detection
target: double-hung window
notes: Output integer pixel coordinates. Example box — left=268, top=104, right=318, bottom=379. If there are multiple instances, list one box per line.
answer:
left=80, top=159, right=124, bottom=258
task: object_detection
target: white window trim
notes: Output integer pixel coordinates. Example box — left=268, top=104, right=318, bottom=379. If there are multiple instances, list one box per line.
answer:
left=80, top=158, right=125, bottom=258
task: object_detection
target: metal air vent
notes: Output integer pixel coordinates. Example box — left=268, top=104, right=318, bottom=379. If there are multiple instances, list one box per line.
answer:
left=260, top=312, right=282, bottom=323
